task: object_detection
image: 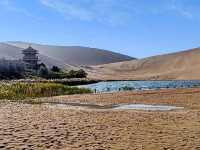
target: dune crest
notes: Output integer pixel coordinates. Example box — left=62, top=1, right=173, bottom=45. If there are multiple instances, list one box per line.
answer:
left=88, top=48, right=200, bottom=80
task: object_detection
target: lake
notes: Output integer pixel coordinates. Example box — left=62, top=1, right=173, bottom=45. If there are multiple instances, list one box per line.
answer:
left=80, top=80, right=200, bottom=93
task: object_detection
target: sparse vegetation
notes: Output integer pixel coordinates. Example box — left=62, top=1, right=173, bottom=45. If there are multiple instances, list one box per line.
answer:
left=51, top=66, right=61, bottom=72
left=0, top=59, right=25, bottom=79
left=67, top=69, right=87, bottom=78
left=0, top=82, right=92, bottom=100
left=38, top=64, right=49, bottom=78
left=38, top=66, right=88, bottom=79
left=0, top=60, right=88, bottom=80
left=13, top=78, right=100, bottom=86
left=122, top=86, right=135, bottom=91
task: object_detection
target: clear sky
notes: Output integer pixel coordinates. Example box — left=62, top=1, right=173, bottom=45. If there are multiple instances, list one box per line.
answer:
left=0, top=0, right=200, bottom=58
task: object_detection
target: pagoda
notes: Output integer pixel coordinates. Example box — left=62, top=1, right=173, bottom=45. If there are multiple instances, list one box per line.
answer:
left=22, top=46, right=39, bottom=71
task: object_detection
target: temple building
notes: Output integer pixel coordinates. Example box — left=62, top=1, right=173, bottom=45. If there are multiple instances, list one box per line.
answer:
left=22, top=46, right=39, bottom=71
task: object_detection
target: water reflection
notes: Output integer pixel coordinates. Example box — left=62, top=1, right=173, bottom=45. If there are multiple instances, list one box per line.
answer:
left=35, top=102, right=183, bottom=111
left=81, top=80, right=200, bottom=93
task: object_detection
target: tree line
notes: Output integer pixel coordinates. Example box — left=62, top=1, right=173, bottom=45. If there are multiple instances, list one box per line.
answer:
left=0, top=59, right=25, bottom=79
left=0, top=59, right=87, bottom=80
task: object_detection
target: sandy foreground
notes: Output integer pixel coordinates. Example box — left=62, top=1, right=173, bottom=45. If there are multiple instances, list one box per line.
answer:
left=0, top=88, right=200, bottom=150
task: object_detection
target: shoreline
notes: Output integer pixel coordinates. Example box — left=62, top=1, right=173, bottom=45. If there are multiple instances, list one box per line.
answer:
left=2, top=78, right=101, bottom=86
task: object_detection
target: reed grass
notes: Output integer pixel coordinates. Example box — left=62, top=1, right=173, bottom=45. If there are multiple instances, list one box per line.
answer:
left=0, top=82, right=92, bottom=100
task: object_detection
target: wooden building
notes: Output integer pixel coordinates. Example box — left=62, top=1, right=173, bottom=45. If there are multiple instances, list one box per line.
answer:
left=22, top=46, right=39, bottom=71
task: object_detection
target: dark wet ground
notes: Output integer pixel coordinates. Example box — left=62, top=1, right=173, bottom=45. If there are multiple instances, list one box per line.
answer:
left=22, top=101, right=183, bottom=111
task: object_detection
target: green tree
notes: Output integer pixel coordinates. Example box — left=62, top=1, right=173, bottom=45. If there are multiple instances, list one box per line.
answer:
left=51, top=66, right=60, bottom=72
left=76, top=69, right=87, bottom=78
left=68, top=69, right=87, bottom=78
left=38, top=66, right=49, bottom=78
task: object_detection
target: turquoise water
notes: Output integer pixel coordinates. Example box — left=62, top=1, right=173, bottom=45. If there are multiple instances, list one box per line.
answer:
left=81, top=80, right=200, bottom=93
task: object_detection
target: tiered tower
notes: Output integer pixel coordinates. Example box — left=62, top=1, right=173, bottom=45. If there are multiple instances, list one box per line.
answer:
left=22, top=46, right=39, bottom=71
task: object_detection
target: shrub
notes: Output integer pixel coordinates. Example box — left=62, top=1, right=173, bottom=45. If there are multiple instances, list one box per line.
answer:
left=39, top=69, right=88, bottom=79
left=122, top=86, right=135, bottom=91
left=76, top=69, right=87, bottom=78
left=67, top=69, right=87, bottom=78
left=51, top=66, right=61, bottom=72
left=38, top=66, right=49, bottom=78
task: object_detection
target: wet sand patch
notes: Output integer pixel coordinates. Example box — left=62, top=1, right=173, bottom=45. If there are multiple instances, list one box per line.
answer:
left=22, top=101, right=183, bottom=111
left=113, top=104, right=184, bottom=111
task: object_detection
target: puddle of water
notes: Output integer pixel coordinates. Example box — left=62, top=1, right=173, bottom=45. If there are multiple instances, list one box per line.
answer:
left=46, top=104, right=83, bottom=110
left=113, top=104, right=184, bottom=111
left=44, top=103, right=113, bottom=110
left=40, top=102, right=183, bottom=111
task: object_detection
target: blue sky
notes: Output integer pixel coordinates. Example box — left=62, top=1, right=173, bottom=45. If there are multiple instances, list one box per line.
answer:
left=0, top=0, right=200, bottom=58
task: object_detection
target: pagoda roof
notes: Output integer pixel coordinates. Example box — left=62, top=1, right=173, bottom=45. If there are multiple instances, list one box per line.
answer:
left=22, top=46, right=38, bottom=53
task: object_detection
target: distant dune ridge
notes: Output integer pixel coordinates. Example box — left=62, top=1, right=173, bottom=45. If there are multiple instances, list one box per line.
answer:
left=1, top=41, right=200, bottom=80
left=3, top=41, right=134, bottom=67
left=87, top=47, right=200, bottom=80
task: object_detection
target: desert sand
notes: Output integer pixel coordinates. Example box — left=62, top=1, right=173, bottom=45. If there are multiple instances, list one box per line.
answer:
left=0, top=88, right=200, bottom=150
left=3, top=41, right=200, bottom=80
left=87, top=47, right=200, bottom=80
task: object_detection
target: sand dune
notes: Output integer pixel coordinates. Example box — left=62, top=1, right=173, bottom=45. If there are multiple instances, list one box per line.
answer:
left=5, top=41, right=134, bottom=66
left=0, top=43, right=68, bottom=68
left=88, top=47, right=200, bottom=80
left=2, top=41, right=200, bottom=80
